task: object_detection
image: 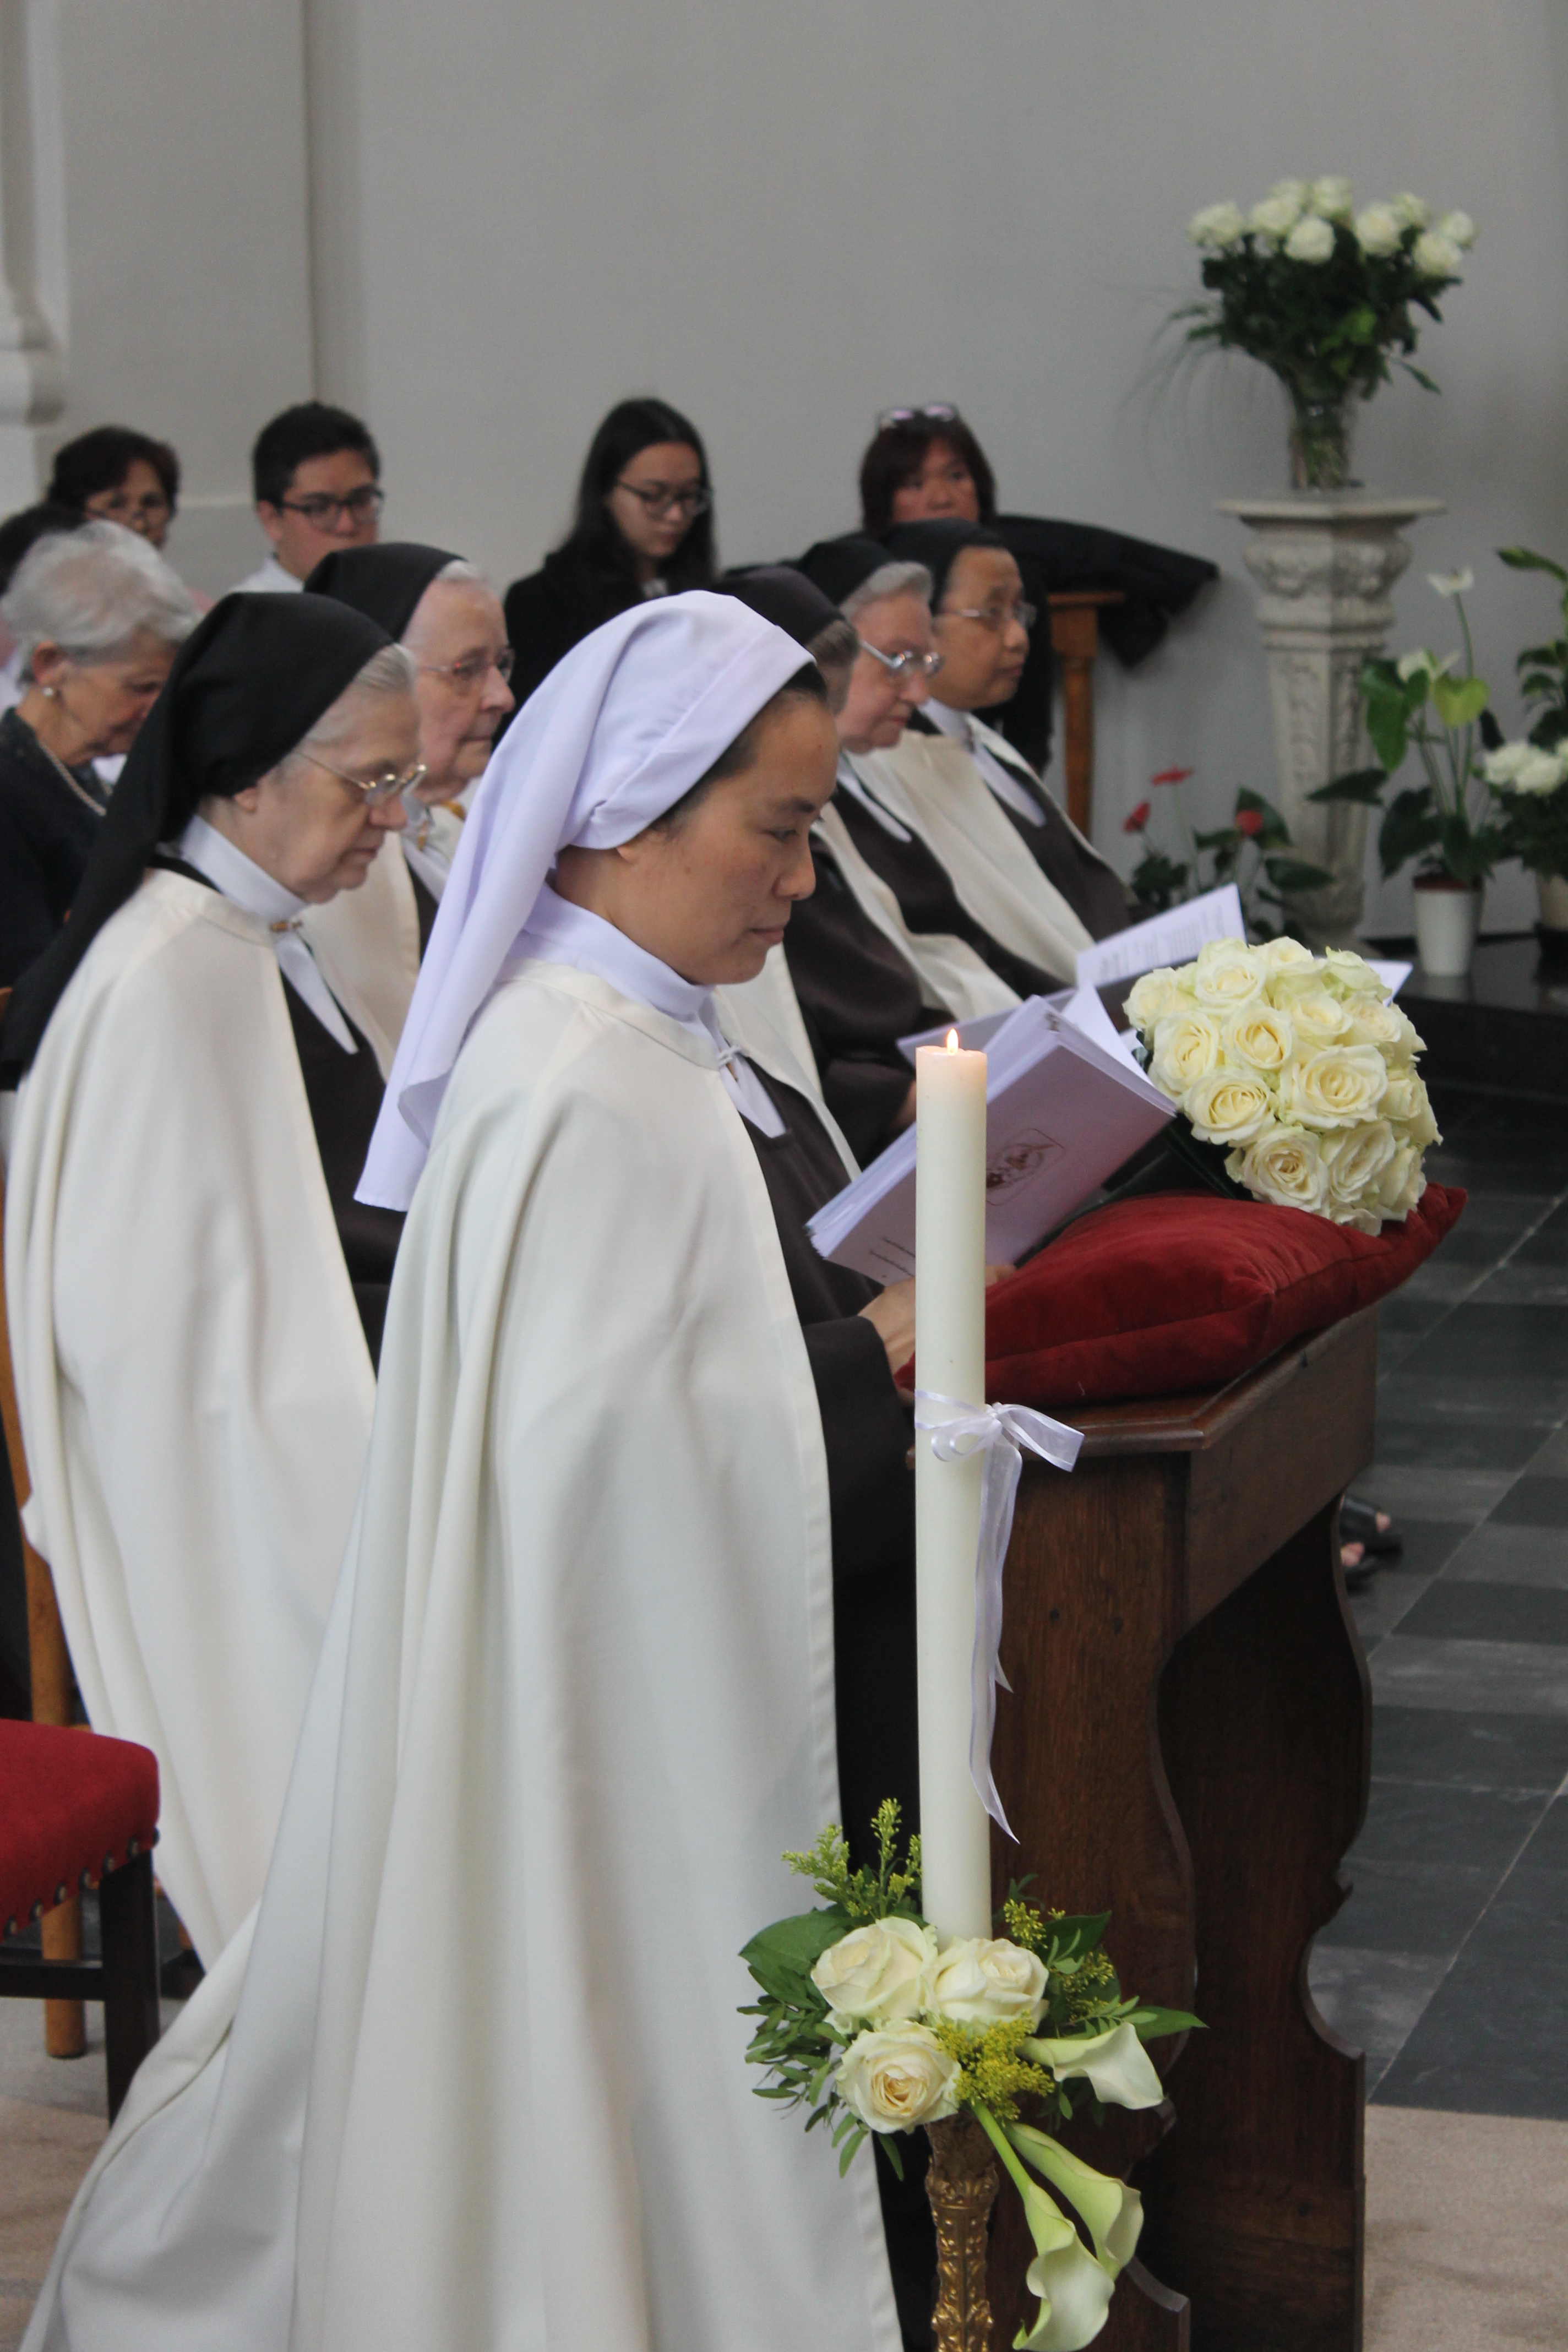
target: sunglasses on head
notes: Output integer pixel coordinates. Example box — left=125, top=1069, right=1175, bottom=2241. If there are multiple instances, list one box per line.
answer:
left=875, top=404, right=961, bottom=431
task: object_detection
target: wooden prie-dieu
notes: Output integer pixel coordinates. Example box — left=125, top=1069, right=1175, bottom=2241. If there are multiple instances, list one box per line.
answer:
left=986, top=1306, right=1376, bottom=2352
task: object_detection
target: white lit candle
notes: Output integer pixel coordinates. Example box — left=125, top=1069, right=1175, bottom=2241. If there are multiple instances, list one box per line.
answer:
left=914, top=1030, right=992, bottom=1941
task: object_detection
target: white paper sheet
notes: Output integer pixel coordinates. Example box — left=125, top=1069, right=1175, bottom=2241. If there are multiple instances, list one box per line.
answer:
left=1073, top=884, right=1247, bottom=988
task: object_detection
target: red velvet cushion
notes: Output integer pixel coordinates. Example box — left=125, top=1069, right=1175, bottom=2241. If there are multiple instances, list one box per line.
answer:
left=0, top=1721, right=159, bottom=1936
left=978, top=1184, right=1465, bottom=1412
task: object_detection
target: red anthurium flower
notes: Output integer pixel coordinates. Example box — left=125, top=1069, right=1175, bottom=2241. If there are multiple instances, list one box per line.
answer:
left=1235, top=807, right=1265, bottom=836
left=1150, top=765, right=1194, bottom=786
left=1124, top=800, right=1151, bottom=833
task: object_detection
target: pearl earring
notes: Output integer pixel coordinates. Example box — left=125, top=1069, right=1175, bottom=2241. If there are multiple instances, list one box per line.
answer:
left=42, top=685, right=57, bottom=699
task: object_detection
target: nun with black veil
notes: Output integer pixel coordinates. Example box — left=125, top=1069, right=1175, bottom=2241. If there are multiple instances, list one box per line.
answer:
left=20, top=591, right=959, bottom=2352
left=1, top=592, right=419, bottom=1964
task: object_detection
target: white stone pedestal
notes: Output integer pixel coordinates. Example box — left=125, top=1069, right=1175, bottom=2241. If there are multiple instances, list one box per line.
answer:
left=1219, top=494, right=1444, bottom=944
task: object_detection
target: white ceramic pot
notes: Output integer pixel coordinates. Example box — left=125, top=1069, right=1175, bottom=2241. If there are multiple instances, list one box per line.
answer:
left=1413, top=878, right=1482, bottom=979
left=1538, top=872, right=1568, bottom=931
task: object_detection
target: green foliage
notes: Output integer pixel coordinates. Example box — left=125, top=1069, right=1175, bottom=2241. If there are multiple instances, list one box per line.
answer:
left=781, top=1799, right=923, bottom=1925
left=1496, top=545, right=1568, bottom=759
left=1128, top=777, right=1332, bottom=928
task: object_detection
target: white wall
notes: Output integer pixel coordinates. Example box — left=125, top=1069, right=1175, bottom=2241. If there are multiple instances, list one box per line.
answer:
left=45, top=0, right=1568, bottom=933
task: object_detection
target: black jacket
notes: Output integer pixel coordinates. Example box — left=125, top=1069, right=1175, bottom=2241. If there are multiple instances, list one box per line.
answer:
left=0, top=710, right=107, bottom=985
left=502, top=547, right=641, bottom=712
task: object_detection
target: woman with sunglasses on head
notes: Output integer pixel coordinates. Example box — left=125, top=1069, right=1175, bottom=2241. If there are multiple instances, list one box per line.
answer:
left=502, top=395, right=716, bottom=710
left=2, top=595, right=420, bottom=1966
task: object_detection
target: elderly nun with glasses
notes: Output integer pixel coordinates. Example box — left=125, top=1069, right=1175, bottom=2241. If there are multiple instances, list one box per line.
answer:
left=1, top=593, right=423, bottom=1966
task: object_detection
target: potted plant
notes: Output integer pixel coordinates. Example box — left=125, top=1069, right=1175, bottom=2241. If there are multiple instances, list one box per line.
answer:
left=1311, top=570, right=1507, bottom=977
left=1486, top=545, right=1568, bottom=939
left=1177, top=179, right=1474, bottom=489
left=1123, top=765, right=1332, bottom=930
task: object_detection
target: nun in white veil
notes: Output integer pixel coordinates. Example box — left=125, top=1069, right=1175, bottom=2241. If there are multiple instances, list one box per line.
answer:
left=23, top=592, right=908, bottom=2352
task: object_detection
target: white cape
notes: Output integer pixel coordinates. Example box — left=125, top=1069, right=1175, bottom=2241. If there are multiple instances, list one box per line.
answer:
left=23, top=962, right=901, bottom=2352
left=4, top=871, right=374, bottom=1963
left=301, top=834, right=422, bottom=1078
left=853, top=733, right=1093, bottom=983
left=813, top=798, right=1019, bottom=1023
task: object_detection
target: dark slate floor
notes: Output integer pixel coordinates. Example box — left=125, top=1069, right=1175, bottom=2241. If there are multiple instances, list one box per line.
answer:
left=1308, top=1082, right=1568, bottom=2116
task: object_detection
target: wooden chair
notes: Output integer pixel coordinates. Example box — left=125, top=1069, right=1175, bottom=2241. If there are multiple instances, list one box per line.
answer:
left=0, top=1718, right=161, bottom=2120
left=1047, top=590, right=1125, bottom=839
left=0, top=981, right=88, bottom=2054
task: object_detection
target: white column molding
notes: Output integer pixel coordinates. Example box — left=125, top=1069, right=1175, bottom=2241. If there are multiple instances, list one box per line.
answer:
left=0, top=0, right=66, bottom=506
left=1219, top=494, right=1445, bottom=944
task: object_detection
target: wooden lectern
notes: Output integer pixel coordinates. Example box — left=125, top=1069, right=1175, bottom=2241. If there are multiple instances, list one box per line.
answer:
left=988, top=1308, right=1376, bottom=2351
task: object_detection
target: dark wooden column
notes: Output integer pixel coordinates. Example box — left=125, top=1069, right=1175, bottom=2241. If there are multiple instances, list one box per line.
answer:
left=986, top=1310, right=1376, bottom=2351
left=1047, top=590, right=1124, bottom=837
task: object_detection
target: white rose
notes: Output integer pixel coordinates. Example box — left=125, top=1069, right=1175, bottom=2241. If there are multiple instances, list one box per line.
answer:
left=1267, top=178, right=1310, bottom=211
left=1229, top=1125, right=1330, bottom=1214
left=1413, top=230, right=1463, bottom=279
left=1192, top=939, right=1267, bottom=1010
left=1320, top=1119, right=1400, bottom=1217
left=1260, top=937, right=1318, bottom=974
left=1391, top=191, right=1431, bottom=230
left=1343, top=997, right=1409, bottom=1051
left=1281, top=1044, right=1390, bottom=1129
left=1248, top=194, right=1302, bottom=245
left=1189, top=201, right=1245, bottom=251
left=1309, top=176, right=1354, bottom=220
left=1322, top=947, right=1387, bottom=997
left=1183, top=1068, right=1276, bottom=1147
left=930, top=1937, right=1049, bottom=2027
left=1515, top=749, right=1568, bottom=795
left=1387, top=1071, right=1439, bottom=1147
left=1436, top=209, right=1477, bottom=251
left=1354, top=203, right=1401, bottom=257
left=1378, top=1142, right=1425, bottom=1218
left=1150, top=1010, right=1222, bottom=1097
left=1222, top=1003, right=1294, bottom=1072
left=835, top=2026, right=962, bottom=2133
left=1125, top=966, right=1187, bottom=1032
left=1285, top=214, right=1336, bottom=264
left=1287, top=990, right=1353, bottom=1043
left=811, top=1917, right=938, bottom=2025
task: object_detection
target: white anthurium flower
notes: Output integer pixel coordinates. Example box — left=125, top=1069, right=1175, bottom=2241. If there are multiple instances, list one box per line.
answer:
left=1354, top=204, right=1401, bottom=257
left=1396, top=647, right=1453, bottom=684
left=1427, top=568, right=1474, bottom=598
left=1248, top=194, right=1302, bottom=246
left=1284, top=214, right=1336, bottom=264
left=1436, top=209, right=1477, bottom=250
left=1413, top=229, right=1463, bottom=279
left=1189, top=200, right=1245, bottom=250
left=1022, top=2021, right=1165, bottom=2110
left=1309, top=176, right=1354, bottom=220
left=1008, top=2122, right=1145, bottom=2280
left=1012, top=2177, right=1118, bottom=2352
left=1391, top=191, right=1431, bottom=230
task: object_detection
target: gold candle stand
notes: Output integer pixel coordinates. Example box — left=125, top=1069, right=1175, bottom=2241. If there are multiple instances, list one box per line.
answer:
left=925, top=2112, right=1000, bottom=2350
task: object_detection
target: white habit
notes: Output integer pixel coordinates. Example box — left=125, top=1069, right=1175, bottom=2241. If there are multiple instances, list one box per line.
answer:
left=231, top=554, right=303, bottom=595
left=22, top=958, right=901, bottom=2352
left=4, top=868, right=375, bottom=1962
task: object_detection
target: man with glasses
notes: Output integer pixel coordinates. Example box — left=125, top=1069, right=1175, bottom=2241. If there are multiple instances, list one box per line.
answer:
left=235, top=401, right=385, bottom=593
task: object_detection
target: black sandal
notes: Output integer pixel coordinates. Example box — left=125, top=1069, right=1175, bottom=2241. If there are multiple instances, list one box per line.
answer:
left=1341, top=1495, right=1402, bottom=1558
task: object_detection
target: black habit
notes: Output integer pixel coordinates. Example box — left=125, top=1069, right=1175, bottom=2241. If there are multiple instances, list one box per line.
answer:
left=783, top=841, right=936, bottom=1164
left=282, top=987, right=405, bottom=1366
left=833, top=777, right=1057, bottom=1001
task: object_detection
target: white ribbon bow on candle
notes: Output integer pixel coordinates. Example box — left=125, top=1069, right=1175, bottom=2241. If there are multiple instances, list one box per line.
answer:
left=913, top=1391, right=1084, bottom=1838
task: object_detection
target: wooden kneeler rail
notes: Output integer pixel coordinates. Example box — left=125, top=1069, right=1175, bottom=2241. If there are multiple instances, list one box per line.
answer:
left=0, top=982, right=87, bottom=2056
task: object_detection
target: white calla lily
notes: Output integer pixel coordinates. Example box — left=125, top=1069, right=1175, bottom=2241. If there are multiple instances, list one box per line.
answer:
left=1426, top=568, right=1473, bottom=598
left=1022, top=2022, right=1164, bottom=2110
left=1007, top=2121, right=1145, bottom=2279
left=975, top=2107, right=1117, bottom=2352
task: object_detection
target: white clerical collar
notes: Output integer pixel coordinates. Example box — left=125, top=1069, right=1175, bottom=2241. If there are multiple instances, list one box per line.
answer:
left=516, top=885, right=784, bottom=1135
left=399, top=788, right=456, bottom=902
left=835, top=754, right=912, bottom=842
left=176, top=813, right=358, bottom=1052
left=924, top=701, right=1042, bottom=824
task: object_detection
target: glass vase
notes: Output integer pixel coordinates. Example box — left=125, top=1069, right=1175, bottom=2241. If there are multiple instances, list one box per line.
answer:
left=1286, top=390, right=1355, bottom=492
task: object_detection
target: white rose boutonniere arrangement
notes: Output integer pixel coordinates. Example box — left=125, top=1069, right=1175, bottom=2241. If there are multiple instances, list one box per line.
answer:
left=1129, top=937, right=1439, bottom=1231
left=741, top=1803, right=1199, bottom=2352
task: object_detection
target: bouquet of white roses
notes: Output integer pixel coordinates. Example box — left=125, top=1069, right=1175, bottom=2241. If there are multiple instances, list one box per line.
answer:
left=1126, top=937, right=1438, bottom=1230
left=742, top=1805, right=1197, bottom=2351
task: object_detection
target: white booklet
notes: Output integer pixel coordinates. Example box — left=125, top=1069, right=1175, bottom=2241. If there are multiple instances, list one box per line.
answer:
left=809, top=992, right=1174, bottom=1281
left=1074, top=884, right=1246, bottom=988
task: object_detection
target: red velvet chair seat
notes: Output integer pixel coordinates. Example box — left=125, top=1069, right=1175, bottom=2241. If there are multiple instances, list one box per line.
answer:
left=0, top=1720, right=159, bottom=1938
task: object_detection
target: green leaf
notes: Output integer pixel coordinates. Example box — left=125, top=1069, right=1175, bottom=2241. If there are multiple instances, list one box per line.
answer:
left=1044, top=1913, right=1113, bottom=1966
left=1378, top=788, right=1442, bottom=878
left=1498, top=545, right=1568, bottom=584
left=1430, top=674, right=1489, bottom=728
left=1367, top=698, right=1412, bottom=775
left=1309, top=766, right=1386, bottom=805
left=1130, top=2007, right=1206, bottom=2040
left=740, top=1907, right=852, bottom=2007
left=882, top=2136, right=905, bottom=2182
left=1478, top=707, right=1504, bottom=752
left=1400, top=361, right=1440, bottom=393
left=1262, top=858, right=1337, bottom=891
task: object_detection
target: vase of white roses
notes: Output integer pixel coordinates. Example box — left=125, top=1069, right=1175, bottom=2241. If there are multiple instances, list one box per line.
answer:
left=1180, top=179, right=1474, bottom=491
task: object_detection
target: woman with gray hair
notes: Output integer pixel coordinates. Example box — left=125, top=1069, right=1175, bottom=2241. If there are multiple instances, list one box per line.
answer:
left=2, top=594, right=420, bottom=1963
left=0, top=519, right=196, bottom=980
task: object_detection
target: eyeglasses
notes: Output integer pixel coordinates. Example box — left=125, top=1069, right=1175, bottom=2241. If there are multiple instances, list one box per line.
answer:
left=277, top=486, right=386, bottom=528
left=419, top=646, right=516, bottom=692
left=860, top=640, right=944, bottom=682
left=309, top=752, right=428, bottom=807
left=612, top=479, right=711, bottom=519
left=84, top=490, right=172, bottom=529
left=943, top=602, right=1037, bottom=635
left=876, top=403, right=960, bottom=430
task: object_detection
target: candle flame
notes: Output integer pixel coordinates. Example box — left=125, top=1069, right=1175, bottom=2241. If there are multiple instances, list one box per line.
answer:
left=945, top=1029, right=959, bottom=1052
